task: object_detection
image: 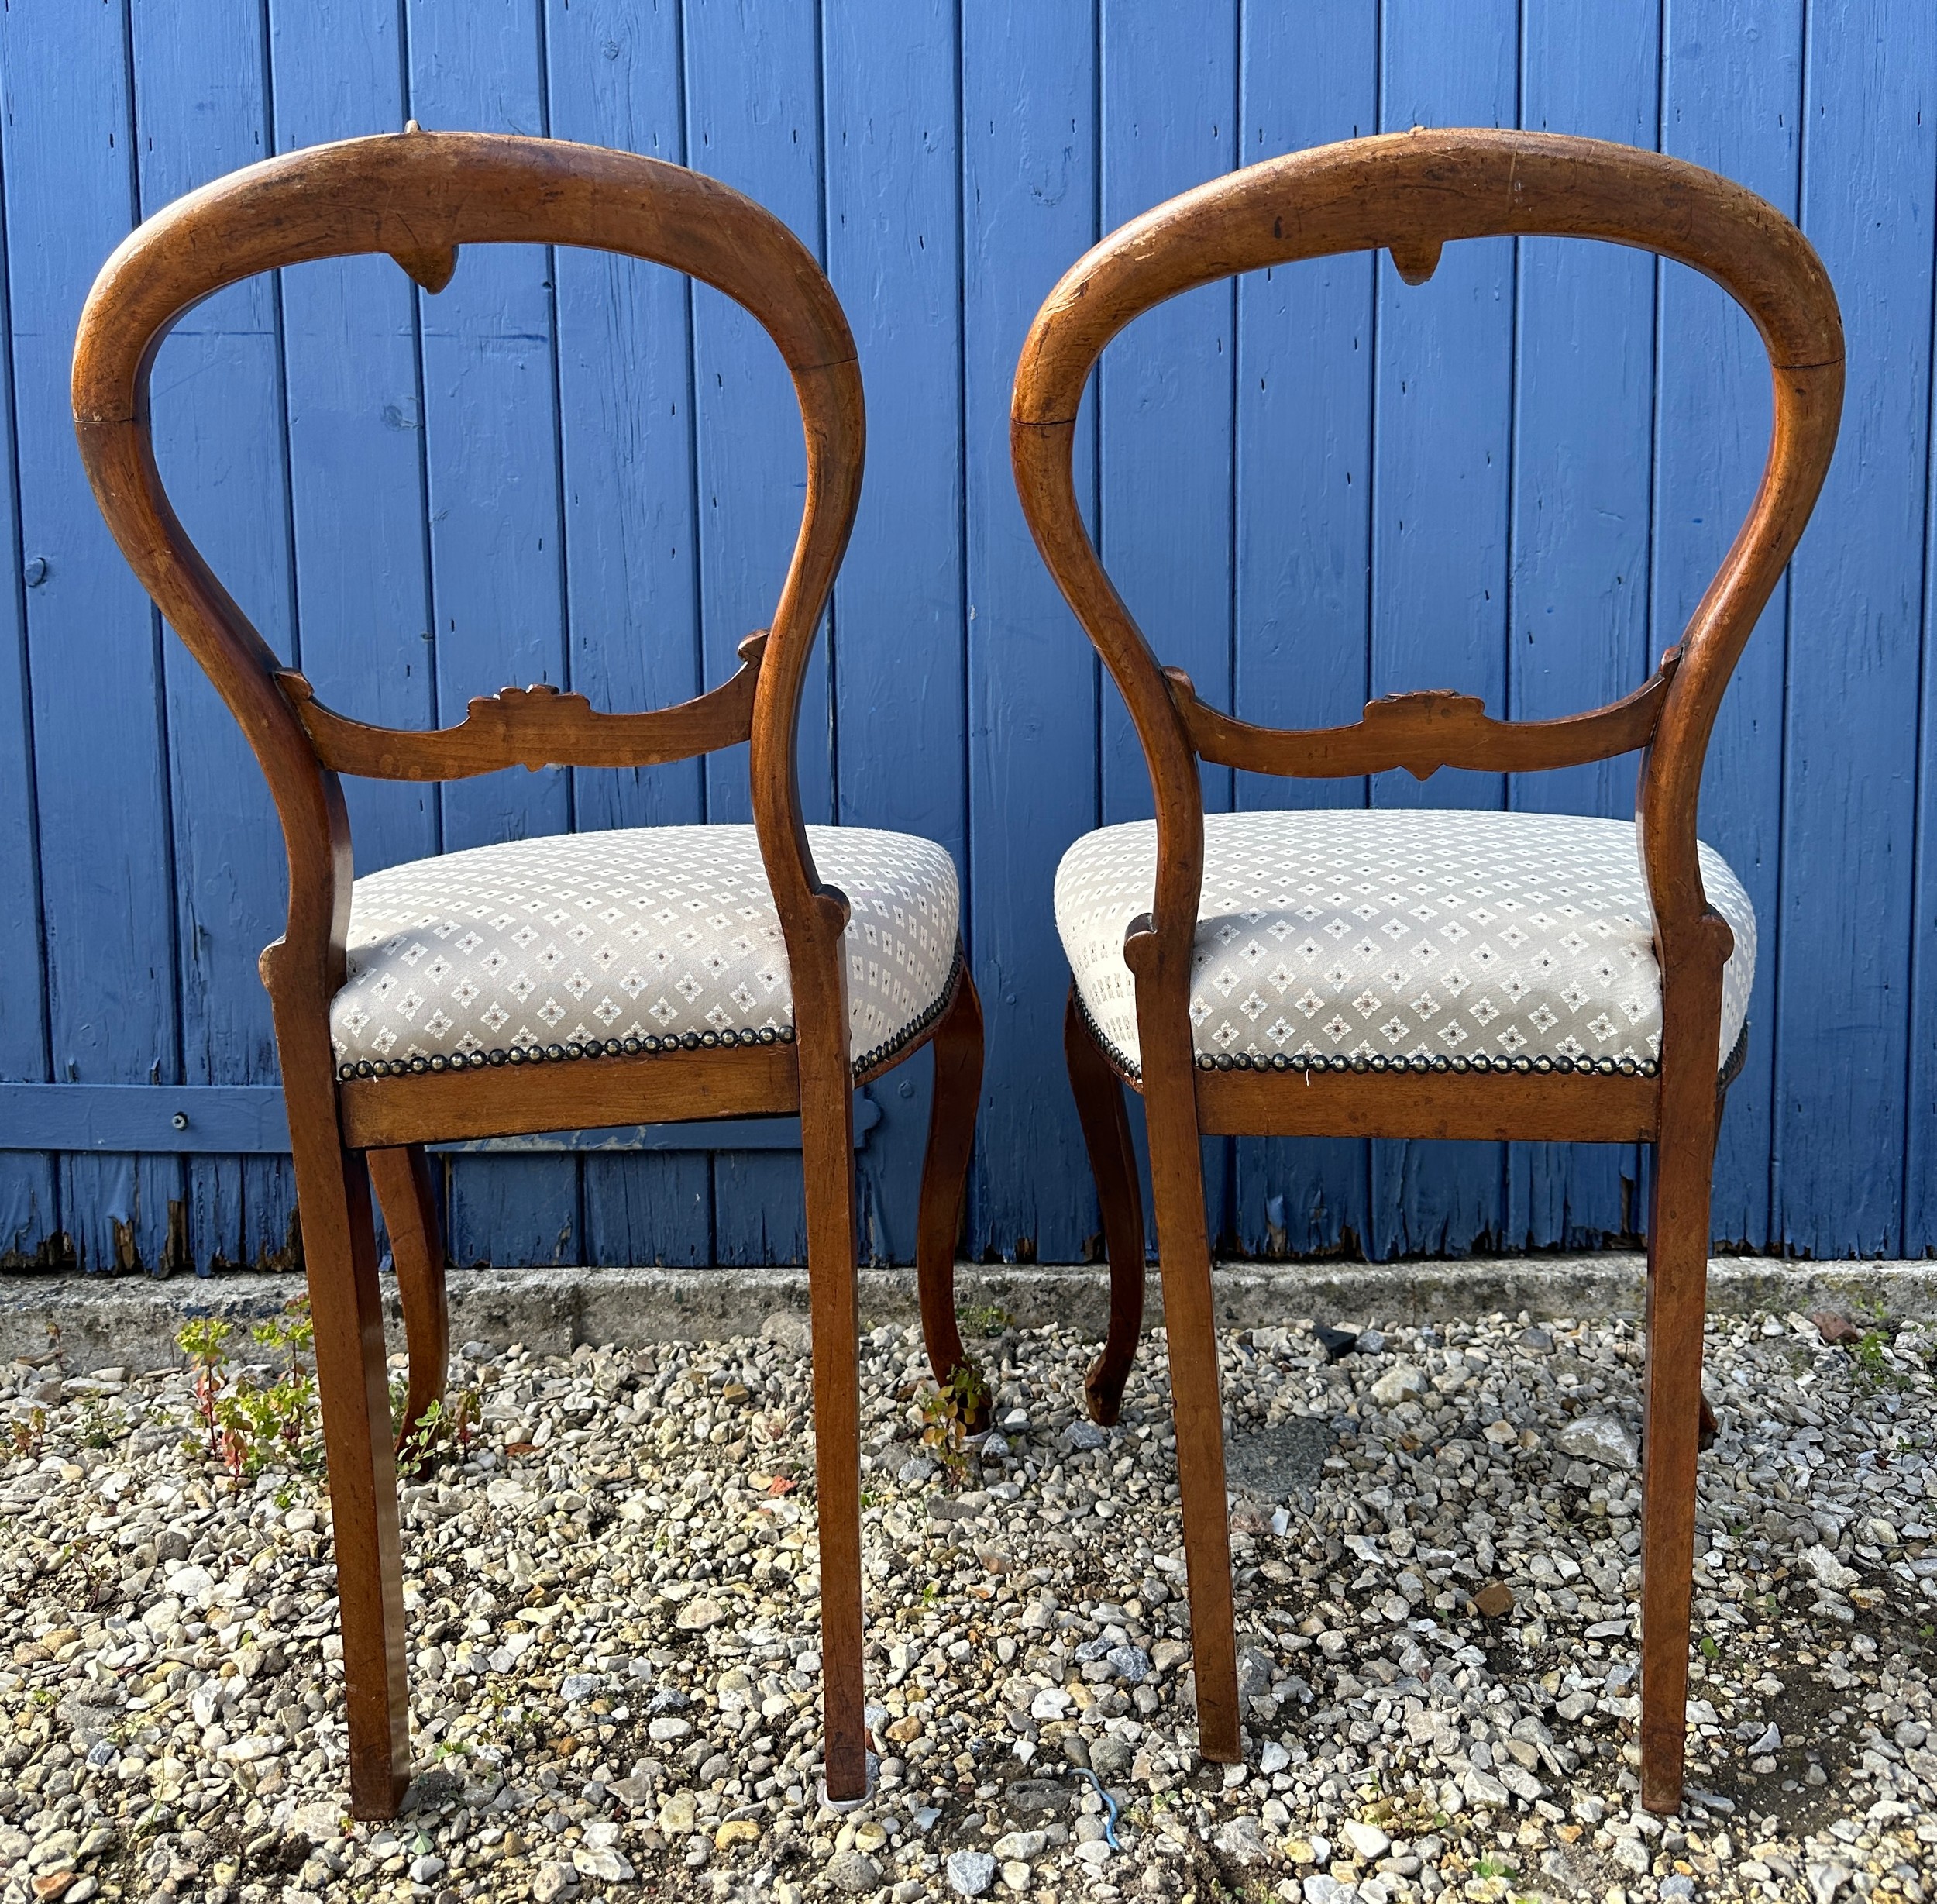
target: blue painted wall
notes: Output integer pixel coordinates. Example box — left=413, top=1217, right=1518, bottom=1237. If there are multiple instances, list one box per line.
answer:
left=1, top=0, right=1932, bottom=1272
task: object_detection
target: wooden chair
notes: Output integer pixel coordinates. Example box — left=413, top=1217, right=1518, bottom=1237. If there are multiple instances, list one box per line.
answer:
left=1012, top=128, right=1841, bottom=1816
left=74, top=128, right=987, bottom=1820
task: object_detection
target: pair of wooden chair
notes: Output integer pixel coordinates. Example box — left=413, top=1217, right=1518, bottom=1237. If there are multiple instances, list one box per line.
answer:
left=74, top=126, right=1839, bottom=1824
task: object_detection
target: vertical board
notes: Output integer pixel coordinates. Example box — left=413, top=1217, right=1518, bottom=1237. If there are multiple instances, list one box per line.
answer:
left=1654, top=0, right=1803, bottom=1246
left=1368, top=0, right=1519, bottom=1258
left=1912, top=84, right=1937, bottom=1254
left=271, top=0, right=442, bottom=1276
left=270, top=0, right=438, bottom=884
left=1230, top=0, right=1378, bottom=1262
left=683, top=0, right=827, bottom=1263
left=1774, top=0, right=1932, bottom=1255
left=407, top=0, right=580, bottom=1265
left=0, top=100, right=53, bottom=1260
left=132, top=0, right=298, bottom=1274
left=545, top=0, right=713, bottom=1268
left=0, top=1, right=184, bottom=1271
left=1098, top=0, right=1237, bottom=1250
left=1503, top=0, right=1662, bottom=1250
left=963, top=0, right=1100, bottom=1263
left=823, top=0, right=967, bottom=1260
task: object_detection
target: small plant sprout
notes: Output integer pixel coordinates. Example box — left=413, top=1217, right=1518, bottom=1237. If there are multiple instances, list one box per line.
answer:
left=917, top=1360, right=993, bottom=1486
left=176, top=1298, right=325, bottom=1489
left=175, top=1316, right=232, bottom=1463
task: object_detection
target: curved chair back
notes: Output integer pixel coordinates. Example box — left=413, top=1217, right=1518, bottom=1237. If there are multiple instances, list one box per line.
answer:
left=73, top=129, right=863, bottom=1000
left=1012, top=127, right=1842, bottom=968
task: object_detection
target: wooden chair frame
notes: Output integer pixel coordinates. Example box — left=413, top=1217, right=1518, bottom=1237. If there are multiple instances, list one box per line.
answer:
left=74, top=128, right=986, bottom=1820
left=1011, top=128, right=1842, bottom=1814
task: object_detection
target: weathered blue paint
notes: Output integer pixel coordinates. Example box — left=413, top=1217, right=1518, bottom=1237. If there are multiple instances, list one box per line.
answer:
left=1505, top=0, right=1662, bottom=1250
left=1, top=2, right=1932, bottom=1271
left=1370, top=0, right=1519, bottom=1259
left=0, top=1083, right=879, bottom=1158
left=1232, top=0, right=1378, bottom=1262
left=545, top=0, right=715, bottom=1269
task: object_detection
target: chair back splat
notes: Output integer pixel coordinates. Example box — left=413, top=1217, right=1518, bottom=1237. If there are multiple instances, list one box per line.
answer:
left=1013, top=126, right=1842, bottom=1820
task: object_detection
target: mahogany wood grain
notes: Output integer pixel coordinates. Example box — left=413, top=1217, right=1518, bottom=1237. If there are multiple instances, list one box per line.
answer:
left=1013, top=127, right=1842, bottom=1809
left=74, top=128, right=978, bottom=1818
left=1196, top=1065, right=1660, bottom=1143
left=276, top=632, right=767, bottom=781
left=368, top=1145, right=447, bottom=1465
left=339, top=1042, right=803, bottom=1152
left=915, top=967, right=990, bottom=1431
left=1166, top=646, right=1680, bottom=782
left=1063, top=987, right=1147, bottom=1427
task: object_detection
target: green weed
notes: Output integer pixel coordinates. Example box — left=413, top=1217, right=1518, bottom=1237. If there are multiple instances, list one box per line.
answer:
left=918, top=1361, right=992, bottom=1486
left=175, top=1299, right=324, bottom=1488
left=958, top=1303, right=1013, bottom=1341
left=9, top=1406, right=46, bottom=1460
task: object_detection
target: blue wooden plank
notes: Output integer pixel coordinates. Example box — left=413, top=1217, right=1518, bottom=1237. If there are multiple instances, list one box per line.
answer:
left=1368, top=0, right=1519, bottom=1259
left=0, top=1083, right=876, bottom=1155
left=1230, top=0, right=1378, bottom=1262
left=544, top=0, right=714, bottom=1269
left=408, top=0, right=581, bottom=1266
left=0, top=1085, right=291, bottom=1155
left=132, top=0, right=299, bottom=1272
left=0, top=0, right=185, bottom=1272
left=1654, top=0, right=1804, bottom=1248
left=822, top=0, right=967, bottom=1262
left=270, top=0, right=440, bottom=1279
left=270, top=0, right=438, bottom=882
left=1503, top=0, right=1662, bottom=1252
left=961, top=3, right=1100, bottom=1278
left=0, top=104, right=56, bottom=1262
left=963, top=0, right=1101, bottom=1265
left=1774, top=0, right=1932, bottom=1256
left=1911, top=67, right=1937, bottom=1252
left=681, top=0, right=828, bottom=1265
left=1099, top=0, right=1237, bottom=1253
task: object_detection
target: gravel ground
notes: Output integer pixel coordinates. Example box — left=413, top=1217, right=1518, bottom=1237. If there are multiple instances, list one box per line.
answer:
left=4, top=1299, right=1937, bottom=1904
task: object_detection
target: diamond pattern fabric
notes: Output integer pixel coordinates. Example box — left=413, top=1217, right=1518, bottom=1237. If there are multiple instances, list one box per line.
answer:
left=329, top=825, right=960, bottom=1080
left=1055, top=808, right=1753, bottom=1079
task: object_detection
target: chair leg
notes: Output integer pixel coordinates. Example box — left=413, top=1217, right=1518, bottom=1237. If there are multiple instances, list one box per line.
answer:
left=798, top=1028, right=869, bottom=1802
left=298, top=1137, right=412, bottom=1818
left=1064, top=986, right=1146, bottom=1427
left=1638, top=1082, right=1719, bottom=1816
left=1137, top=1033, right=1241, bottom=1764
left=915, top=960, right=989, bottom=1431
left=370, top=1145, right=448, bottom=1467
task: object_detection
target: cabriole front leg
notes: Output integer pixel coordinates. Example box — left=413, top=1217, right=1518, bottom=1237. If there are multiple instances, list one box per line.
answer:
left=370, top=1144, right=447, bottom=1468
left=915, top=959, right=989, bottom=1431
left=1063, top=986, right=1146, bottom=1427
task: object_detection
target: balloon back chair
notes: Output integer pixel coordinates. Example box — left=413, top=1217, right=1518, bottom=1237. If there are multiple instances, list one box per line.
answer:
left=74, top=129, right=986, bottom=1820
left=1012, top=128, right=1841, bottom=1814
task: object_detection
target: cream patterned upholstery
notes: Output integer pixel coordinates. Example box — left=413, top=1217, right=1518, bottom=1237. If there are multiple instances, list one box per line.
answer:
left=329, top=825, right=961, bottom=1081
left=1055, top=809, right=1753, bottom=1079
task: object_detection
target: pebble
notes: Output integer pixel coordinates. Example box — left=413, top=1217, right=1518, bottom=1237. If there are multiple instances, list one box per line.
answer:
left=1557, top=1413, right=1639, bottom=1468
left=0, top=1309, right=1932, bottom=1904
left=531, top=1862, right=577, bottom=1903
left=946, top=1847, right=997, bottom=1895
left=1370, top=1362, right=1426, bottom=1405
left=1340, top=1818, right=1391, bottom=1859
left=828, top=1848, right=881, bottom=1893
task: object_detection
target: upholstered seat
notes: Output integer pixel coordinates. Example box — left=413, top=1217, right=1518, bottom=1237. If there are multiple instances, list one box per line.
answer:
left=1055, top=808, right=1753, bottom=1079
left=330, top=824, right=961, bottom=1080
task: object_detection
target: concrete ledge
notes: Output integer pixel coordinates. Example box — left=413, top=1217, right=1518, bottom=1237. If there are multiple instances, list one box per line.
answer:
left=5, top=1253, right=1936, bottom=1372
